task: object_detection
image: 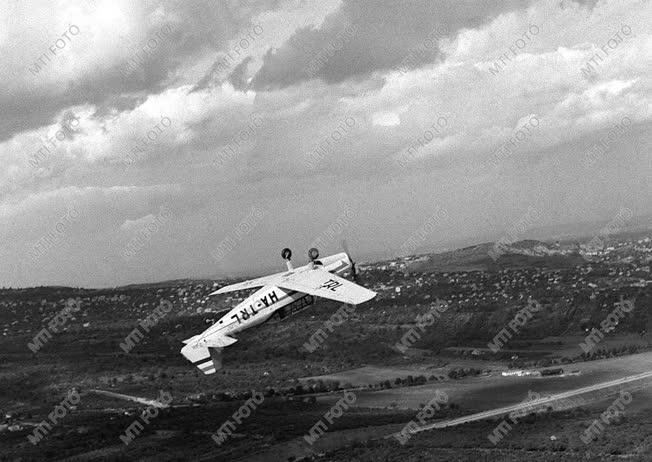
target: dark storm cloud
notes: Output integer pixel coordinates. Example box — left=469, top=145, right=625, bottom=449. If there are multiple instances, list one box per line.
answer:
left=250, top=0, right=534, bottom=90
left=250, top=0, right=603, bottom=90
left=0, top=0, right=281, bottom=143
left=228, top=57, right=254, bottom=91
left=0, top=65, right=167, bottom=143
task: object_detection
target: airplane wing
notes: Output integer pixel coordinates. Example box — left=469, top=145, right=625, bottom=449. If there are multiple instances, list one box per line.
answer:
left=209, top=271, right=288, bottom=295
left=275, top=269, right=376, bottom=305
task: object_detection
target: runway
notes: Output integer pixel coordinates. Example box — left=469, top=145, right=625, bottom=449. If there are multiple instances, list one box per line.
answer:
left=403, top=369, right=652, bottom=434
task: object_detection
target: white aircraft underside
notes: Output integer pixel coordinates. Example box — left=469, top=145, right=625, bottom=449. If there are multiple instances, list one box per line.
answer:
left=181, top=251, right=377, bottom=374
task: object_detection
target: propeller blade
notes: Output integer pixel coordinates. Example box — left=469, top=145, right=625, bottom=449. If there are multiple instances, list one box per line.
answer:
left=341, top=240, right=359, bottom=282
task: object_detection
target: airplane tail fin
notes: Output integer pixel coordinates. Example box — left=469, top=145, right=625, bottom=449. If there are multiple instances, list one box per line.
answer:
left=181, top=334, right=237, bottom=374
left=181, top=342, right=222, bottom=375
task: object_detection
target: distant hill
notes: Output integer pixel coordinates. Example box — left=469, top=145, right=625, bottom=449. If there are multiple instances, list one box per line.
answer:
left=407, top=239, right=586, bottom=273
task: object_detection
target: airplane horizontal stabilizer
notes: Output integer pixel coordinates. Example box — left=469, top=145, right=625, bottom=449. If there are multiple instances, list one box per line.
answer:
left=181, top=342, right=222, bottom=375
left=203, top=334, right=238, bottom=348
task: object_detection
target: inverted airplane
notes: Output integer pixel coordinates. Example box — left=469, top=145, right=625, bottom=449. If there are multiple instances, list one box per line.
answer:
left=181, top=245, right=377, bottom=374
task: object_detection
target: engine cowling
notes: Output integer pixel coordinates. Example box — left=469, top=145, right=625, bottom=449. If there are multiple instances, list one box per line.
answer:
left=281, top=248, right=292, bottom=261
left=308, top=247, right=319, bottom=261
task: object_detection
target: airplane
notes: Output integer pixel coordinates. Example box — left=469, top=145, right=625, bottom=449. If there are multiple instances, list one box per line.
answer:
left=180, top=244, right=377, bottom=374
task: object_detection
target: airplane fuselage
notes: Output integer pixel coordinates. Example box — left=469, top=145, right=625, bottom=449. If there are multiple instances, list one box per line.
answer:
left=194, top=253, right=352, bottom=345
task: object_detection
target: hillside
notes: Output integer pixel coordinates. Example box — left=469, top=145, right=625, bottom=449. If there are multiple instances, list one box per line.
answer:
left=407, top=240, right=586, bottom=273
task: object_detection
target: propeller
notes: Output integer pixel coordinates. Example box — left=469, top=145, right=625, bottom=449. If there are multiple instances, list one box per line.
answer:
left=341, top=240, right=359, bottom=283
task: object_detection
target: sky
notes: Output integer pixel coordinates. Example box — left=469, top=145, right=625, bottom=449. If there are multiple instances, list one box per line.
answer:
left=0, top=0, right=650, bottom=288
